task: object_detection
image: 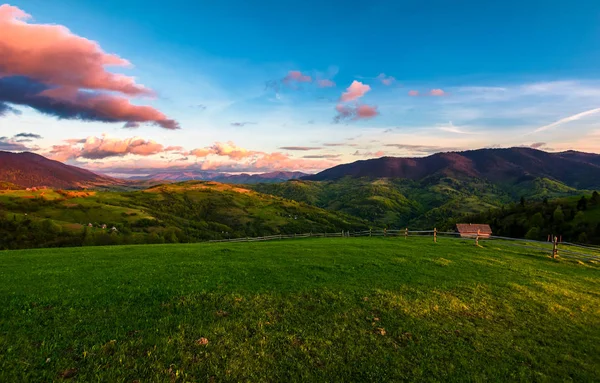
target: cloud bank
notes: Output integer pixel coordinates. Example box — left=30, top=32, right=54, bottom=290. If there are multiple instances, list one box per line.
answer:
left=0, top=5, right=178, bottom=129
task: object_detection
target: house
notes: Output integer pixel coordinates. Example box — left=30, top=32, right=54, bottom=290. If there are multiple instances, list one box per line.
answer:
left=456, top=223, right=492, bottom=238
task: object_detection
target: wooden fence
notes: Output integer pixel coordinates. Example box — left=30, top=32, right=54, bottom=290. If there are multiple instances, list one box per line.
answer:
left=208, top=229, right=600, bottom=263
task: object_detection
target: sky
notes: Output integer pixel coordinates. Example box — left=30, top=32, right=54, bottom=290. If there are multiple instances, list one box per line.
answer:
left=1, top=0, right=600, bottom=176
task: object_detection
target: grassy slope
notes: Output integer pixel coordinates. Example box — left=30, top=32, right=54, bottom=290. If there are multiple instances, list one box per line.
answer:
left=0, top=182, right=366, bottom=247
left=1, top=237, right=598, bottom=382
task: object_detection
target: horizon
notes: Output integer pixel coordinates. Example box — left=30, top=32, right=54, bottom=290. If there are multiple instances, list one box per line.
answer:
left=2, top=1, right=600, bottom=176
left=2, top=145, right=595, bottom=179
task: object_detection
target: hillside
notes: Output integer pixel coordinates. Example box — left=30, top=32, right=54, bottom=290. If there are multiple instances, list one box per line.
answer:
left=0, top=181, right=367, bottom=249
left=252, top=175, right=590, bottom=230
left=1, top=237, right=598, bottom=381
left=251, top=148, right=600, bottom=230
left=0, top=151, right=125, bottom=189
left=131, top=170, right=308, bottom=184
left=449, top=192, right=600, bottom=243
left=303, top=148, right=600, bottom=189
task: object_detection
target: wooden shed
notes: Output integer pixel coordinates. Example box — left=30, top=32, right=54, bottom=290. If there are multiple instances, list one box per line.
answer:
left=455, top=223, right=492, bottom=238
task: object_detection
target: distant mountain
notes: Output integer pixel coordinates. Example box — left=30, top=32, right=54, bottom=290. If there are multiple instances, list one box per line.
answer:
left=0, top=151, right=125, bottom=189
left=303, top=148, right=600, bottom=189
left=131, top=170, right=308, bottom=184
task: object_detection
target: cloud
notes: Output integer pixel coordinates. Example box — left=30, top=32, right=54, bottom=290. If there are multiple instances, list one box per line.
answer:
left=352, top=150, right=385, bottom=157
left=192, top=104, right=207, bottom=110
left=0, top=102, right=21, bottom=116
left=164, top=145, right=184, bottom=152
left=408, top=90, right=419, bottom=97
left=437, top=121, right=476, bottom=134
left=0, top=5, right=178, bottom=129
left=190, top=141, right=257, bottom=160
left=48, top=135, right=165, bottom=160
left=279, top=146, right=322, bottom=151
left=323, top=142, right=358, bottom=147
left=384, top=144, right=460, bottom=154
left=123, top=122, right=141, bottom=129
left=334, top=103, right=379, bottom=123
left=529, top=142, right=546, bottom=149
left=14, top=132, right=42, bottom=139
left=230, top=121, right=256, bottom=127
left=340, top=81, right=371, bottom=102
left=0, top=136, right=30, bottom=151
left=283, top=70, right=312, bottom=83
left=377, top=73, right=396, bottom=86
left=302, top=154, right=341, bottom=159
left=534, top=107, right=600, bottom=133
left=430, top=89, right=446, bottom=96
left=317, top=79, right=336, bottom=88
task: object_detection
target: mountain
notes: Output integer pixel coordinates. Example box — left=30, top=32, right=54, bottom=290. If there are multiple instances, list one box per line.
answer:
left=303, top=148, right=600, bottom=189
left=131, top=170, right=308, bottom=184
left=254, top=148, right=600, bottom=230
left=0, top=151, right=125, bottom=189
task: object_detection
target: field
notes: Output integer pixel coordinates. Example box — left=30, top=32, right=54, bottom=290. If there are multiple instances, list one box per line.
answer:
left=1, top=237, right=599, bottom=382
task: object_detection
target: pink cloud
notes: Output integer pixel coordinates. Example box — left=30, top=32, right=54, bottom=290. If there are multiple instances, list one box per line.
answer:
left=377, top=73, right=396, bottom=86
left=317, top=79, right=336, bottom=88
left=190, top=141, right=257, bottom=160
left=340, top=81, right=371, bottom=102
left=430, top=89, right=446, bottom=96
left=334, top=103, right=379, bottom=122
left=0, top=5, right=178, bottom=129
left=408, top=90, right=419, bottom=96
left=48, top=136, right=165, bottom=160
left=356, top=104, right=378, bottom=118
left=283, top=70, right=312, bottom=83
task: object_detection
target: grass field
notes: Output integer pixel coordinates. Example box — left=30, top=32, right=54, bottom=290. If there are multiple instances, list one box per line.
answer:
left=1, top=237, right=599, bottom=382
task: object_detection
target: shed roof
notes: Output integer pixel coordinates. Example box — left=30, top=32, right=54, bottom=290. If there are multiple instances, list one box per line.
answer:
left=456, top=223, right=492, bottom=234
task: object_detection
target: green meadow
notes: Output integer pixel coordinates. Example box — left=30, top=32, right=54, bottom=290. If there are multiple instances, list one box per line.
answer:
left=1, top=237, right=599, bottom=382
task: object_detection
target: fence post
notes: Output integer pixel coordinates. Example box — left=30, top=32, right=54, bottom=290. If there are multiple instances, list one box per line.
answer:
left=553, top=236, right=558, bottom=259
left=475, top=229, right=480, bottom=246
left=547, top=234, right=551, bottom=242
left=434, top=227, right=437, bottom=243
left=405, top=228, right=408, bottom=239
left=369, top=228, right=372, bottom=237
left=559, top=235, right=562, bottom=243
left=384, top=228, right=387, bottom=237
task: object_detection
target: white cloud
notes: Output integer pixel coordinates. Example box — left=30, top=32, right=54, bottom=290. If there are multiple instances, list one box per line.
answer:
left=534, top=107, right=600, bottom=133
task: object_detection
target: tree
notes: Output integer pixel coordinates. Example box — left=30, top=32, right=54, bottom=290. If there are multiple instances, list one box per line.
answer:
left=553, top=206, right=565, bottom=224
left=543, top=197, right=549, bottom=206
left=577, top=196, right=588, bottom=211
left=525, top=227, right=541, bottom=240
left=591, top=191, right=600, bottom=205
left=530, top=212, right=544, bottom=228
left=520, top=196, right=526, bottom=207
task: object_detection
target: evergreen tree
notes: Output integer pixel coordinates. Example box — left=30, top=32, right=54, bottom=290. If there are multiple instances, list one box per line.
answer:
left=577, top=196, right=588, bottom=211
left=591, top=191, right=600, bottom=205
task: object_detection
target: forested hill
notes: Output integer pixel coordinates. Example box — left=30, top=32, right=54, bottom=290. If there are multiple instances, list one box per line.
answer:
left=450, top=192, right=600, bottom=244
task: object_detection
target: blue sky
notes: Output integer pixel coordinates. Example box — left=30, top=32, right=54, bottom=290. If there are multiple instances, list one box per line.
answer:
left=1, top=0, right=600, bottom=175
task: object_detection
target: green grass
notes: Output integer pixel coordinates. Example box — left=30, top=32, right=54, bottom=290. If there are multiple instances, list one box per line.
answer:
left=1, top=237, right=599, bottom=382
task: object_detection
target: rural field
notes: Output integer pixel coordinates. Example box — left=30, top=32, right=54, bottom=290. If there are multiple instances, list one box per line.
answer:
left=1, top=237, right=598, bottom=382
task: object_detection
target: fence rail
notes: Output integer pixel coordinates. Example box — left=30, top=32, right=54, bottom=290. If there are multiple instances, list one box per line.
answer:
left=208, top=229, right=600, bottom=262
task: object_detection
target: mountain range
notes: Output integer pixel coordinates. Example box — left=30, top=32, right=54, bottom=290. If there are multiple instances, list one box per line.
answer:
left=303, top=147, right=600, bottom=189
left=2, top=147, right=600, bottom=245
